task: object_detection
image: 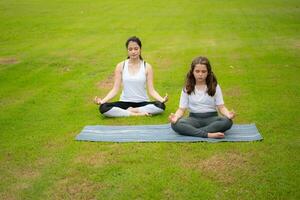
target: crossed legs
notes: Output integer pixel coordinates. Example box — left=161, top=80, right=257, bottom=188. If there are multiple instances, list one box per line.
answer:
left=171, top=115, right=232, bottom=138
left=99, top=101, right=165, bottom=117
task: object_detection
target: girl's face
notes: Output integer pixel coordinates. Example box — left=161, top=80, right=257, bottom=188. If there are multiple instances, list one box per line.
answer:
left=193, top=64, right=208, bottom=83
left=127, top=41, right=141, bottom=59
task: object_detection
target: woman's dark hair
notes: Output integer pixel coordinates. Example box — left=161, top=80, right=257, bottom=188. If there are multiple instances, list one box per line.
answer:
left=185, top=56, right=217, bottom=96
left=125, top=36, right=143, bottom=60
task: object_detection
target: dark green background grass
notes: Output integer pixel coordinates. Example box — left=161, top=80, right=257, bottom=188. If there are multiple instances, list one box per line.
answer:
left=1, top=0, right=299, bottom=199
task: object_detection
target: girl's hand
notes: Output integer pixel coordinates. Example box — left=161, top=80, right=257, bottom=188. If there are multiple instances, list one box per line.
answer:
left=168, top=113, right=178, bottom=124
left=227, top=111, right=236, bottom=119
left=162, top=93, right=168, bottom=103
left=94, top=96, right=103, bottom=105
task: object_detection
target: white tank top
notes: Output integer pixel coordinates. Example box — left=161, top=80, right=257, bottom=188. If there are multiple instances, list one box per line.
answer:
left=120, top=59, right=149, bottom=102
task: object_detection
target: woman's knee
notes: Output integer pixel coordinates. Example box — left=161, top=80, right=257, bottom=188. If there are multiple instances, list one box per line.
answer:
left=153, top=101, right=166, bottom=110
left=99, top=103, right=111, bottom=114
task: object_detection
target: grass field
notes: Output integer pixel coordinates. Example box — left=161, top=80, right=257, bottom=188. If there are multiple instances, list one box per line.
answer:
left=1, top=0, right=299, bottom=199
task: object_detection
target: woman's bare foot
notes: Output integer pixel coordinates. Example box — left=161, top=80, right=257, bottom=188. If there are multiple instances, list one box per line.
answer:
left=127, top=107, right=139, bottom=113
left=130, top=112, right=151, bottom=116
left=207, top=132, right=225, bottom=139
left=127, top=107, right=151, bottom=116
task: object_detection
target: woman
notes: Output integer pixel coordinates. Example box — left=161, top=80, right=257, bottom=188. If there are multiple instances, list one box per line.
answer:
left=94, top=36, right=168, bottom=117
left=169, top=56, right=235, bottom=138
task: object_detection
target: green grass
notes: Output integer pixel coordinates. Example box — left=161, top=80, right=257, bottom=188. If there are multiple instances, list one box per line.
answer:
left=1, top=0, right=299, bottom=199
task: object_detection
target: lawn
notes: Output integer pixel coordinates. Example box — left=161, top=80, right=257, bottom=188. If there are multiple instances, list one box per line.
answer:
left=0, top=0, right=299, bottom=199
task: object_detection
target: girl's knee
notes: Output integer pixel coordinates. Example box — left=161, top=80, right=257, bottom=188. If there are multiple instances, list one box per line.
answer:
left=223, top=117, right=233, bottom=129
left=171, top=119, right=184, bottom=132
left=171, top=122, right=179, bottom=132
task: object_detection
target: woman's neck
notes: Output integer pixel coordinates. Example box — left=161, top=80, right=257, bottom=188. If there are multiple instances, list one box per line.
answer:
left=128, top=57, right=140, bottom=64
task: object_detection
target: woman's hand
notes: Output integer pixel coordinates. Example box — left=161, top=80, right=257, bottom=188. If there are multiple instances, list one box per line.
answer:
left=168, top=113, right=179, bottom=124
left=94, top=96, right=103, bottom=105
left=162, top=93, right=168, bottom=103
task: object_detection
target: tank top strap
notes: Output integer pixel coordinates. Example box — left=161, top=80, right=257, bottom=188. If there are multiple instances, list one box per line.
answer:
left=139, top=60, right=147, bottom=75
left=122, top=59, right=129, bottom=70
left=122, top=61, right=125, bottom=69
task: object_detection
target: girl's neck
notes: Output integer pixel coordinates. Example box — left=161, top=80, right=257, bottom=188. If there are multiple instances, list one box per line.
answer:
left=195, top=80, right=206, bottom=86
left=195, top=82, right=207, bottom=91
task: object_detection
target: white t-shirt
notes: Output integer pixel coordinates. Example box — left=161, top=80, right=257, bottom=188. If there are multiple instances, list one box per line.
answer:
left=179, top=85, right=224, bottom=113
left=120, top=59, right=149, bottom=102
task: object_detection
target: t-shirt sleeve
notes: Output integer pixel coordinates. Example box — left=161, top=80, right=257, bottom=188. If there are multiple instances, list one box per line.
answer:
left=179, top=89, right=189, bottom=108
left=215, top=85, right=224, bottom=105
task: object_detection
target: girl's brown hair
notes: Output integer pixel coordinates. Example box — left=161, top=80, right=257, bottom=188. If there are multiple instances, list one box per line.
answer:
left=185, top=56, right=217, bottom=96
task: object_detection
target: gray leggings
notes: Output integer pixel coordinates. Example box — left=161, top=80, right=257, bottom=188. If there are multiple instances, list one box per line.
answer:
left=171, top=112, right=233, bottom=138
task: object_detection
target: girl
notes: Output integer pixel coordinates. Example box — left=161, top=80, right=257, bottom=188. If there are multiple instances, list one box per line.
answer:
left=94, top=36, right=168, bottom=117
left=169, top=56, right=235, bottom=138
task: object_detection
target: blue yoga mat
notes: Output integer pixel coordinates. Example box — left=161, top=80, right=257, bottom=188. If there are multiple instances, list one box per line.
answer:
left=75, top=123, right=263, bottom=142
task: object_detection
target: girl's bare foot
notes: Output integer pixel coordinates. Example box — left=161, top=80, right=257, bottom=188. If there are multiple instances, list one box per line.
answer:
left=207, top=132, right=225, bottom=139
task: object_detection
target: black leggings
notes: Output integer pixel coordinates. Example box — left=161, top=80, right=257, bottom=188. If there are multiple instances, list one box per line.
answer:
left=99, top=101, right=165, bottom=114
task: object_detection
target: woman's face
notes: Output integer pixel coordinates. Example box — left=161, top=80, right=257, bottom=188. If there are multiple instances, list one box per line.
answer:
left=193, top=64, right=208, bottom=83
left=127, top=41, right=141, bottom=59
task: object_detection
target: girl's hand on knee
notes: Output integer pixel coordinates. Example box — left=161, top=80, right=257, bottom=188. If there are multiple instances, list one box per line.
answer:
left=168, top=113, right=178, bottom=124
left=227, top=110, right=236, bottom=119
left=94, top=96, right=103, bottom=105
